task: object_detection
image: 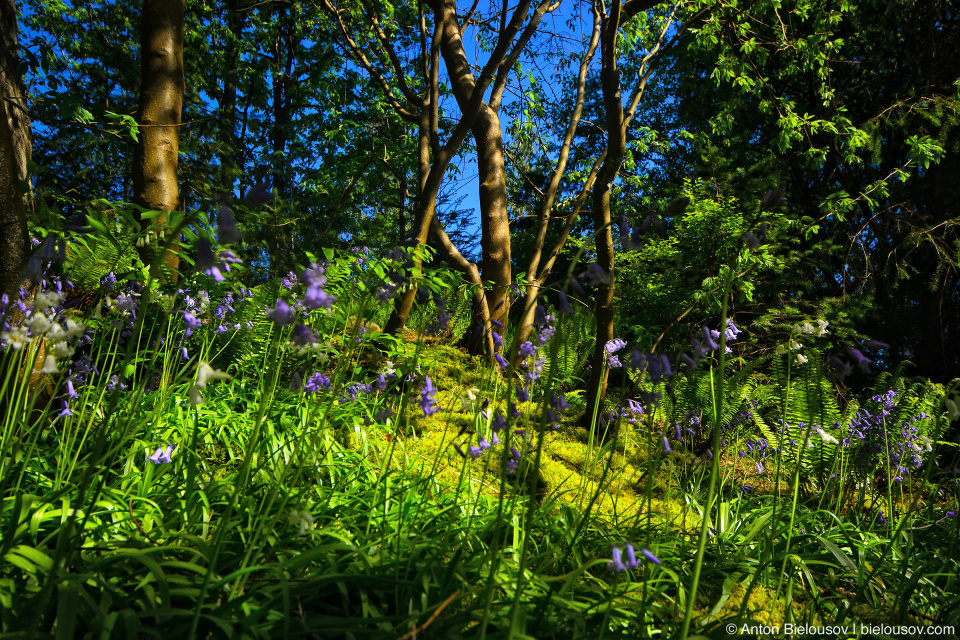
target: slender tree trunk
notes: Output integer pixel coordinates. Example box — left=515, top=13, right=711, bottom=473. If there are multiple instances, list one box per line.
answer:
left=132, top=0, right=185, bottom=283
left=218, top=0, right=244, bottom=200
left=270, top=3, right=292, bottom=199
left=584, top=0, right=627, bottom=436
left=384, top=114, right=434, bottom=335
left=0, top=81, right=25, bottom=297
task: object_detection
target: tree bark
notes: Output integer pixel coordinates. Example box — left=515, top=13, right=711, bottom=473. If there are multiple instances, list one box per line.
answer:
left=584, top=0, right=627, bottom=436
left=0, top=0, right=28, bottom=191
left=435, top=0, right=512, bottom=352
left=218, top=0, right=244, bottom=201
left=132, top=0, right=185, bottom=283
left=0, top=80, right=25, bottom=297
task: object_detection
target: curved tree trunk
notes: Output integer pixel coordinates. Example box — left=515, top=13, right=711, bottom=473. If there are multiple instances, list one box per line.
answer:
left=583, top=0, right=627, bottom=436
left=435, top=0, right=512, bottom=353
left=132, top=0, right=185, bottom=283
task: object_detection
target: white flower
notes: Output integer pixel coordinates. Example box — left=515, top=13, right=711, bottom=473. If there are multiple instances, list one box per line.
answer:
left=789, top=339, right=803, bottom=350
left=1, top=328, right=28, bottom=350
left=63, top=319, right=85, bottom=340
left=815, top=426, right=839, bottom=445
left=188, top=384, right=203, bottom=405
left=920, top=435, right=934, bottom=452
left=796, top=321, right=816, bottom=335
left=32, top=292, right=60, bottom=312
left=52, top=342, right=74, bottom=358
left=289, top=509, right=315, bottom=535
left=28, top=313, right=51, bottom=335
left=381, top=360, right=396, bottom=376
left=795, top=353, right=808, bottom=365
left=814, top=319, right=829, bottom=337
left=460, top=387, right=479, bottom=411
left=196, top=361, right=230, bottom=388
left=35, top=355, right=59, bottom=374
left=946, top=399, right=959, bottom=421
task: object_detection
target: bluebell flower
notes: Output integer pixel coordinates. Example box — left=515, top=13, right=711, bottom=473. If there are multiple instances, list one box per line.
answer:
left=533, top=304, right=548, bottom=326
left=661, top=436, right=672, bottom=454
left=266, top=299, right=295, bottom=326
left=217, top=206, right=244, bottom=244
left=844, top=346, right=872, bottom=373
left=148, top=444, right=175, bottom=465
left=518, top=341, right=536, bottom=358
left=420, top=376, right=439, bottom=417
left=303, top=373, right=330, bottom=394
left=550, top=392, right=570, bottom=411
left=291, top=324, right=318, bottom=347
left=700, top=326, right=719, bottom=351
left=556, top=291, right=572, bottom=314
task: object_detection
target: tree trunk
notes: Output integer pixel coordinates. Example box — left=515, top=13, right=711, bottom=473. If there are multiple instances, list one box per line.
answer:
left=132, top=0, right=185, bottom=283
left=384, top=114, right=435, bottom=336
left=464, top=104, right=512, bottom=353
left=434, top=0, right=512, bottom=353
left=584, top=0, right=627, bottom=436
left=218, top=0, right=244, bottom=200
left=0, top=80, right=25, bottom=297
left=0, top=0, right=28, bottom=192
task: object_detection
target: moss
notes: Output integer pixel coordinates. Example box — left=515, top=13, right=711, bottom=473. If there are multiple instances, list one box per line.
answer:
left=695, top=580, right=806, bottom=629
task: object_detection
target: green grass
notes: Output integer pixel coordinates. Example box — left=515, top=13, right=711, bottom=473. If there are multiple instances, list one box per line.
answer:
left=1, top=254, right=958, bottom=639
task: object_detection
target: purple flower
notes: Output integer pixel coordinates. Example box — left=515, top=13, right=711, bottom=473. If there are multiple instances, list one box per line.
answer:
left=700, top=326, right=719, bottom=351
left=420, top=376, right=439, bottom=417
left=844, top=346, right=872, bottom=373
left=291, top=324, right=318, bottom=347
left=830, top=356, right=853, bottom=380
left=581, top=263, right=610, bottom=286
left=217, top=206, right=244, bottom=244
left=148, top=444, right=175, bottom=465
left=549, top=393, right=570, bottom=411
left=303, top=373, right=330, bottom=394
left=266, top=299, right=295, bottom=326
left=724, top=319, right=741, bottom=342
left=607, top=547, right=628, bottom=572
left=604, top=339, right=627, bottom=355
left=518, top=341, right=536, bottom=359
left=556, top=291, right=572, bottom=314
left=661, top=436, right=672, bottom=455
left=303, top=285, right=336, bottom=310
left=196, top=239, right=225, bottom=282
left=640, top=549, right=661, bottom=565
left=533, top=304, right=548, bottom=326
left=607, top=544, right=658, bottom=572
left=495, top=353, right=509, bottom=370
